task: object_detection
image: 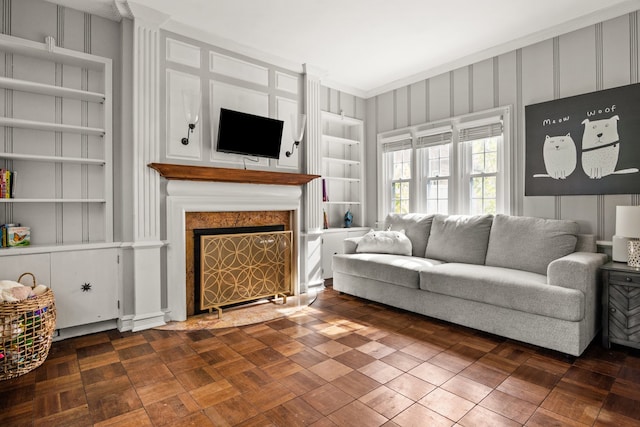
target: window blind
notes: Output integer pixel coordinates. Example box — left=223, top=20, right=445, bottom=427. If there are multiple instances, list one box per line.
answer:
left=415, top=131, right=453, bottom=149
left=381, top=138, right=412, bottom=153
left=459, top=122, right=503, bottom=142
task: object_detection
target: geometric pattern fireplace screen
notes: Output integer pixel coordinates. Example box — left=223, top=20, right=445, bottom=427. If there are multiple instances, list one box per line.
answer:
left=200, top=231, right=292, bottom=317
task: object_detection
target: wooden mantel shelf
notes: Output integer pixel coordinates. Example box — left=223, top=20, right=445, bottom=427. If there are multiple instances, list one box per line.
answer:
left=148, top=163, right=320, bottom=186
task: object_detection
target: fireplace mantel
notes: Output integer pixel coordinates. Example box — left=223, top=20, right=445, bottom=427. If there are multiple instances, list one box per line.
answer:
left=149, top=163, right=320, bottom=186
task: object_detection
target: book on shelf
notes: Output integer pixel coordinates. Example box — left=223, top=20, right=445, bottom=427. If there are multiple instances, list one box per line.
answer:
left=1, top=224, right=30, bottom=247
left=0, top=168, right=16, bottom=198
left=322, top=178, right=328, bottom=202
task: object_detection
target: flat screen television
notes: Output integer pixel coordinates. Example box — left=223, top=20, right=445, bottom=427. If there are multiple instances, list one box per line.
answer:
left=216, top=108, right=284, bottom=159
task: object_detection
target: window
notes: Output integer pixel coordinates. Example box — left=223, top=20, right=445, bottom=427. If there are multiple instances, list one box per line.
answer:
left=381, top=137, right=413, bottom=214
left=378, top=107, right=510, bottom=220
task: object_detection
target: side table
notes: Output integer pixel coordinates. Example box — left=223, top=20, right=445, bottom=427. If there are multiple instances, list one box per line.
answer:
left=601, top=261, right=640, bottom=350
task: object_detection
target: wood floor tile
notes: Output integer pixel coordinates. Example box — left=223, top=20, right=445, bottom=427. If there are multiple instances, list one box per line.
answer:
left=359, top=385, right=414, bottom=419
left=392, top=403, right=454, bottom=427
left=288, top=347, right=330, bottom=368
left=526, top=407, right=590, bottom=427
left=328, top=399, right=389, bottom=426
left=540, top=388, right=601, bottom=425
left=189, top=378, right=241, bottom=408
left=331, top=370, right=381, bottom=398
left=380, top=350, right=423, bottom=372
left=241, top=380, right=297, bottom=412
left=480, top=390, right=537, bottom=424
left=360, top=359, right=404, bottom=384
left=496, top=375, right=552, bottom=405
left=302, top=383, right=354, bottom=416
left=358, top=341, right=397, bottom=359
left=144, top=392, right=201, bottom=426
left=85, top=375, right=143, bottom=423
left=419, top=387, right=475, bottom=422
left=602, top=392, right=640, bottom=420
left=594, top=408, right=640, bottom=427
left=309, top=358, right=353, bottom=382
left=336, top=331, right=372, bottom=348
left=386, top=372, right=436, bottom=401
left=279, top=369, right=327, bottom=396
left=314, top=339, right=353, bottom=357
left=459, top=405, right=520, bottom=427
left=204, top=395, right=259, bottom=425
left=33, top=405, right=94, bottom=427
left=408, top=361, right=456, bottom=386
left=135, top=377, right=187, bottom=407
left=333, top=348, right=377, bottom=369
left=441, top=374, right=493, bottom=403
left=264, top=397, right=324, bottom=427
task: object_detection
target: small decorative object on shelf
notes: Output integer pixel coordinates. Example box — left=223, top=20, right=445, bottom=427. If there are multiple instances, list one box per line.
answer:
left=629, top=242, right=640, bottom=268
left=344, top=210, right=353, bottom=228
left=323, top=210, right=329, bottom=230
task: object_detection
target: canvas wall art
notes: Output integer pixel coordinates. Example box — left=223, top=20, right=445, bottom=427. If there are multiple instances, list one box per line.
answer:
left=525, top=83, right=640, bottom=196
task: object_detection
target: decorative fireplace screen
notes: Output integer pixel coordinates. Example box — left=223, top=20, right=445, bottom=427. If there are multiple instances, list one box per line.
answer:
left=199, top=231, right=292, bottom=316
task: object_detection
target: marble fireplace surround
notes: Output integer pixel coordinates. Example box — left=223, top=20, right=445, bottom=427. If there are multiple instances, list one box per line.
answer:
left=161, top=165, right=318, bottom=322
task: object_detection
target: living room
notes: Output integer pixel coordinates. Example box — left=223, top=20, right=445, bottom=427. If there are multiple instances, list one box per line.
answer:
left=1, top=0, right=640, bottom=425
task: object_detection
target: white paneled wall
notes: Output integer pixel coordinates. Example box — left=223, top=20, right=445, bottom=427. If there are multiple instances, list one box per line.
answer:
left=367, top=10, right=640, bottom=241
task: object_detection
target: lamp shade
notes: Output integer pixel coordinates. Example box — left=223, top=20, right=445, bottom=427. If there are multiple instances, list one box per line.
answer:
left=616, top=206, right=640, bottom=238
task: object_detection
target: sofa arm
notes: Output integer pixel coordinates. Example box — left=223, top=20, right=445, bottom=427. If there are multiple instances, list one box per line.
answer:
left=547, top=252, right=608, bottom=294
left=343, top=237, right=362, bottom=254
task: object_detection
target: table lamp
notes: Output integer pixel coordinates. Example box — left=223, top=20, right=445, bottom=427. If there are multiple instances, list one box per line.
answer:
left=613, top=206, right=640, bottom=267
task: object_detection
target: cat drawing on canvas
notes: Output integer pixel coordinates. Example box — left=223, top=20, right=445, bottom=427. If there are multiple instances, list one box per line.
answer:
left=533, top=133, right=576, bottom=179
left=581, top=115, right=638, bottom=178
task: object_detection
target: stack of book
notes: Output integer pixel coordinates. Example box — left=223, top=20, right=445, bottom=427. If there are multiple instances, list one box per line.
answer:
left=1, top=224, right=30, bottom=247
left=0, top=169, right=16, bottom=198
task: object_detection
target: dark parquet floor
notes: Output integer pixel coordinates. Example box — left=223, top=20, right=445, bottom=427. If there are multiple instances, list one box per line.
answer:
left=2, top=285, right=640, bottom=426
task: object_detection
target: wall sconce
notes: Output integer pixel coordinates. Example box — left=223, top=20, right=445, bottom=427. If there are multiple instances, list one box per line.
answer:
left=285, top=113, right=307, bottom=157
left=181, top=89, right=200, bottom=145
left=614, top=205, right=640, bottom=267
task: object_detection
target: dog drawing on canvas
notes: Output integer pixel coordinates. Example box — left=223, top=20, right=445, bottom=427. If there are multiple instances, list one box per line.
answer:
left=581, top=115, right=639, bottom=178
left=533, top=133, right=577, bottom=179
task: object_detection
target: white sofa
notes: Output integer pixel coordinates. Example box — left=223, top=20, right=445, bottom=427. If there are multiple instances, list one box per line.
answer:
left=332, top=213, right=608, bottom=356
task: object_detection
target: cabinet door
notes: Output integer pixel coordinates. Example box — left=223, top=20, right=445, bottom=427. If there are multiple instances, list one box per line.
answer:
left=50, top=249, right=118, bottom=329
left=322, top=232, right=348, bottom=279
left=0, top=253, right=51, bottom=286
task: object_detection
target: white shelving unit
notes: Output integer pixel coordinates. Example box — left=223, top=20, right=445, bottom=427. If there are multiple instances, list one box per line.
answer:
left=321, top=111, right=365, bottom=229
left=320, top=111, right=368, bottom=278
left=0, top=34, right=118, bottom=332
left=0, top=33, right=112, bottom=247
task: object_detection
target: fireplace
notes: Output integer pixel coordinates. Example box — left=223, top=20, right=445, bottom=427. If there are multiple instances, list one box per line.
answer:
left=193, top=224, right=289, bottom=316
left=165, top=180, right=303, bottom=322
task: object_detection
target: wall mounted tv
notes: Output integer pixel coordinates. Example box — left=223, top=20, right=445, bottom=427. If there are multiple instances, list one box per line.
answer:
left=216, top=108, right=284, bottom=159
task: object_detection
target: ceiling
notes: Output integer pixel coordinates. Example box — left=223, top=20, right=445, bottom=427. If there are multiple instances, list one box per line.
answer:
left=44, top=0, right=640, bottom=97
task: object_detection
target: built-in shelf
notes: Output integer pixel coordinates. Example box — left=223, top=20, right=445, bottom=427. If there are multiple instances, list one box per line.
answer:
left=0, top=117, right=105, bottom=136
left=323, top=135, right=360, bottom=146
left=0, top=198, right=105, bottom=203
left=148, top=163, right=320, bottom=186
left=323, top=176, right=360, bottom=183
left=322, top=157, right=360, bottom=166
left=0, top=76, right=105, bottom=103
left=324, top=201, right=362, bottom=205
left=0, top=152, right=105, bottom=165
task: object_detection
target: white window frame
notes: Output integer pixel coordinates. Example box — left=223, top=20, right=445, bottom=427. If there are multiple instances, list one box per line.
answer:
left=377, top=106, right=511, bottom=222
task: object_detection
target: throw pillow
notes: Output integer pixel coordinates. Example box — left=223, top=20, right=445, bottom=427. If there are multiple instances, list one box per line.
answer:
left=356, top=229, right=413, bottom=256
left=485, top=214, right=579, bottom=275
left=385, top=213, right=434, bottom=257
left=425, top=214, right=494, bottom=264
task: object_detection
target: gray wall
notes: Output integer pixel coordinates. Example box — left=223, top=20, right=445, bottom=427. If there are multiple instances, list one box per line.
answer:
left=366, top=11, right=640, bottom=240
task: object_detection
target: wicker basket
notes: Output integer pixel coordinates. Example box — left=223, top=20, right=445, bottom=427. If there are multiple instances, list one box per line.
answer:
left=0, top=273, right=56, bottom=380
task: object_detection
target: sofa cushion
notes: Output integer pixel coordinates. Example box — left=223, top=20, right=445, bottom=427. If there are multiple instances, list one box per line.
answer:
left=425, top=214, right=493, bottom=265
left=356, top=229, right=412, bottom=256
left=420, top=263, right=584, bottom=321
left=385, top=213, right=434, bottom=257
left=485, top=214, right=579, bottom=275
left=332, top=253, right=445, bottom=289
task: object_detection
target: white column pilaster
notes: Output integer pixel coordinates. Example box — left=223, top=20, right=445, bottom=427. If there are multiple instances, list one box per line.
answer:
left=303, top=64, right=323, bottom=233
left=128, top=4, right=169, bottom=331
